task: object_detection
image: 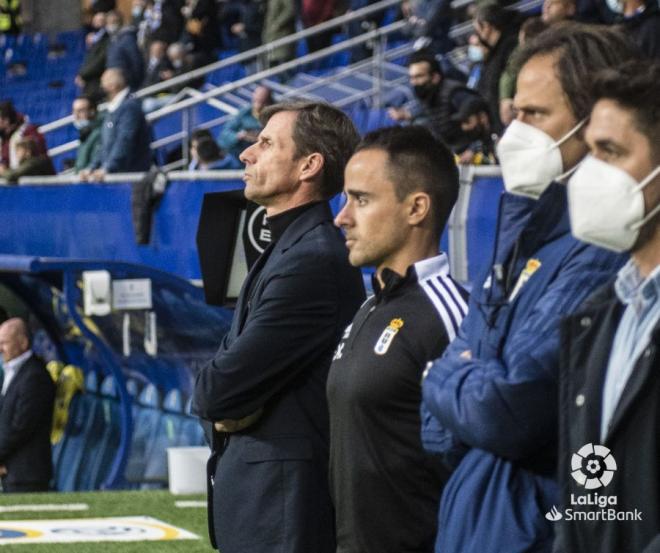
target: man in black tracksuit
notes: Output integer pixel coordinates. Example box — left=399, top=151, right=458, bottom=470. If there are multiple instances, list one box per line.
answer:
left=328, top=126, right=468, bottom=553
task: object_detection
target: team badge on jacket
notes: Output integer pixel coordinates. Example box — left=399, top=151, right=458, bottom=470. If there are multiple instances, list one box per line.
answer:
left=509, top=258, right=542, bottom=301
left=374, top=318, right=404, bottom=355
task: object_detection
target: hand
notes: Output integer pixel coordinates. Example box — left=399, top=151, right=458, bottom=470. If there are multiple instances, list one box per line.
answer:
left=75, top=75, right=85, bottom=88
left=0, top=465, right=7, bottom=477
left=458, top=149, right=476, bottom=165
left=387, top=107, right=411, bottom=122
left=231, top=22, right=245, bottom=36
left=460, top=350, right=472, bottom=360
left=84, top=168, right=106, bottom=182
left=214, top=408, right=263, bottom=433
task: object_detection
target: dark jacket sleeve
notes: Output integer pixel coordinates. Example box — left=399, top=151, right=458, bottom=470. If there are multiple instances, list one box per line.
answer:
left=78, top=35, right=109, bottom=82
left=422, top=244, right=623, bottom=461
left=194, top=250, right=340, bottom=421
left=0, top=364, right=55, bottom=463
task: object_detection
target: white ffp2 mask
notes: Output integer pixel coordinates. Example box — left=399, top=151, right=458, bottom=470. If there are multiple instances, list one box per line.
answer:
left=568, top=155, right=660, bottom=252
left=497, top=119, right=586, bottom=199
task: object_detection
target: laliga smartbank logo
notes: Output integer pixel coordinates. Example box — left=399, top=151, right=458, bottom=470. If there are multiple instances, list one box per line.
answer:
left=545, top=443, right=642, bottom=523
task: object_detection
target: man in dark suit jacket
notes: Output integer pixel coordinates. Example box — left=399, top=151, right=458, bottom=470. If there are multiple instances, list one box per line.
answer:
left=0, top=318, right=55, bottom=493
left=82, top=68, right=152, bottom=182
left=193, top=102, right=365, bottom=553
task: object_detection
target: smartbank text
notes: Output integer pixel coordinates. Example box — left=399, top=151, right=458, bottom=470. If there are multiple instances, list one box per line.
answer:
left=566, top=494, right=643, bottom=521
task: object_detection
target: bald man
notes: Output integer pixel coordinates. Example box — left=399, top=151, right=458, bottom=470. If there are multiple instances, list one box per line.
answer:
left=0, top=319, right=55, bottom=493
left=82, top=67, right=152, bottom=182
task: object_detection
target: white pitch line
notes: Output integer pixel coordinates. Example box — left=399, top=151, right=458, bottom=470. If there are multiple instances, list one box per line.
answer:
left=0, top=503, right=89, bottom=513
left=174, top=501, right=206, bottom=508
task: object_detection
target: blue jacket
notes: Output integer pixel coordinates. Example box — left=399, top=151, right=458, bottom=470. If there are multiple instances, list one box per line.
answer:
left=217, top=107, right=261, bottom=158
left=94, top=96, right=152, bottom=173
left=106, top=27, right=145, bottom=91
left=421, top=183, right=627, bottom=553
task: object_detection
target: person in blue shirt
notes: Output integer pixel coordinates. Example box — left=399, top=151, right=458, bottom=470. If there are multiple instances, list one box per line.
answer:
left=421, top=23, right=638, bottom=553
left=217, top=85, right=272, bottom=159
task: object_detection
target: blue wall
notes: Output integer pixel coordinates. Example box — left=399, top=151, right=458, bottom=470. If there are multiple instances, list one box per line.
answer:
left=0, top=179, right=244, bottom=280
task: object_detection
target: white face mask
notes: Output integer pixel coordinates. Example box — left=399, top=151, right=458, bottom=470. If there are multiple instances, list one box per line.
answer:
left=568, top=155, right=660, bottom=252
left=468, top=44, right=484, bottom=63
left=497, top=119, right=586, bottom=199
left=73, top=119, right=91, bottom=130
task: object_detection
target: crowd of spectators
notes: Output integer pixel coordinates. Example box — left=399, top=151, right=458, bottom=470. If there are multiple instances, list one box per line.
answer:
left=0, top=0, right=659, bottom=180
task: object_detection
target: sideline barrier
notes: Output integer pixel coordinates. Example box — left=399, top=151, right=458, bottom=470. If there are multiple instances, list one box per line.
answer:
left=0, top=168, right=504, bottom=287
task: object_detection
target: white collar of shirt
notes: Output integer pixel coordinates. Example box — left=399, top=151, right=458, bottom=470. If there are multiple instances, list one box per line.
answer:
left=107, top=87, right=130, bottom=113
left=414, top=252, right=450, bottom=281
left=2, top=349, right=32, bottom=394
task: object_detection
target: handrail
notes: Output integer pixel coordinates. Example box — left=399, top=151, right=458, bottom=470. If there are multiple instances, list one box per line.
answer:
left=144, top=21, right=406, bottom=121
left=37, top=0, right=401, bottom=134
left=12, top=167, right=500, bottom=187
left=15, top=170, right=245, bottom=186
left=44, top=20, right=407, bottom=158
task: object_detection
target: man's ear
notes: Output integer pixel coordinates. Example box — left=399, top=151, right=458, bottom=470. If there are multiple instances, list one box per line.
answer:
left=407, top=192, right=431, bottom=226
left=299, top=152, right=324, bottom=182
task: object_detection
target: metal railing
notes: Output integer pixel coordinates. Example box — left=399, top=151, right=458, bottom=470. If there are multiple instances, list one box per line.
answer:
left=44, top=19, right=408, bottom=160
left=37, top=0, right=402, bottom=135
left=37, top=0, right=540, bottom=166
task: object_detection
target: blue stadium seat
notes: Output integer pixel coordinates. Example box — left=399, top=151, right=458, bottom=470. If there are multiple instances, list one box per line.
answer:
left=54, top=371, right=100, bottom=491
left=124, top=383, right=162, bottom=486
left=179, top=396, right=206, bottom=448
left=75, top=375, right=121, bottom=490
left=142, top=388, right=185, bottom=486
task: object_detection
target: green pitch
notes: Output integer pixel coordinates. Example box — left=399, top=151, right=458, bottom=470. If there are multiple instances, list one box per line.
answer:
left=0, top=490, right=212, bottom=552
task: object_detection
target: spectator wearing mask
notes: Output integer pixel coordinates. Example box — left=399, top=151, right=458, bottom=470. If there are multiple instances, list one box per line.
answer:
left=76, top=11, right=110, bottom=101
left=421, top=24, right=637, bottom=553
left=0, top=101, right=47, bottom=172
left=218, top=85, right=272, bottom=158
left=193, top=136, right=240, bottom=170
left=105, top=10, right=145, bottom=91
left=387, top=50, right=486, bottom=152
left=329, top=125, right=466, bottom=553
left=0, top=137, right=55, bottom=184
left=555, top=60, right=660, bottom=553
left=473, top=3, right=520, bottom=133
left=142, top=39, right=171, bottom=88
left=82, top=68, right=152, bottom=181
left=453, top=96, right=497, bottom=165
left=72, top=96, right=103, bottom=173
left=143, top=42, right=203, bottom=112
left=0, top=318, right=55, bottom=493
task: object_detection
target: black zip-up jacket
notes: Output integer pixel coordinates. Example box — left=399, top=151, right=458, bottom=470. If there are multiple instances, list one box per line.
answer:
left=555, top=280, right=660, bottom=553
